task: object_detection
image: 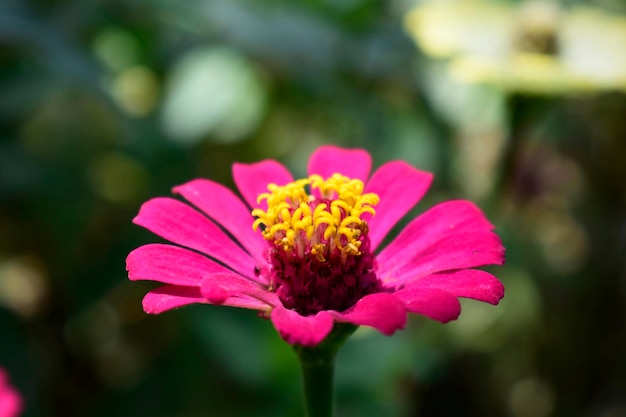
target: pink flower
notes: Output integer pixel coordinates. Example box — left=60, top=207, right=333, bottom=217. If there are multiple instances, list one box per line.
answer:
left=0, top=368, right=22, bottom=417
left=127, top=146, right=505, bottom=347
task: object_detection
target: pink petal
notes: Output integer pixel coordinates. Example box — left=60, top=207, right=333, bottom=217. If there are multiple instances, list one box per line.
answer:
left=127, top=244, right=235, bottom=286
left=219, top=296, right=273, bottom=311
left=0, top=370, right=21, bottom=417
left=329, top=292, right=406, bottom=335
left=392, top=287, right=461, bottom=322
left=142, top=285, right=205, bottom=314
left=307, top=145, right=372, bottom=182
left=133, top=197, right=257, bottom=278
left=173, top=179, right=267, bottom=264
left=0, top=389, right=21, bottom=417
left=377, top=200, right=504, bottom=281
left=378, top=200, right=494, bottom=263
left=389, top=231, right=504, bottom=282
left=364, top=161, right=433, bottom=250
left=270, top=306, right=334, bottom=347
left=395, top=269, right=505, bottom=305
left=232, top=160, right=293, bottom=210
left=200, top=273, right=279, bottom=306
left=142, top=285, right=270, bottom=314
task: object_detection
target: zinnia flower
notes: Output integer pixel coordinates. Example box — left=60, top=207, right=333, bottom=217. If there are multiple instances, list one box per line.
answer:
left=127, top=146, right=505, bottom=347
left=0, top=368, right=22, bottom=417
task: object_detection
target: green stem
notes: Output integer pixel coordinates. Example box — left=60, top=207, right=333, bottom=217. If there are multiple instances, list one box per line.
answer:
left=299, top=352, right=335, bottom=417
left=294, top=324, right=358, bottom=417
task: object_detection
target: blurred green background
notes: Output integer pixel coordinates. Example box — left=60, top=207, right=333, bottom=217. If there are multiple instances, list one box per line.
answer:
left=1, top=0, right=626, bottom=416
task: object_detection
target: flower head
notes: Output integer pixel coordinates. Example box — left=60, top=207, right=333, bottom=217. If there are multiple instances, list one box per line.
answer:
left=251, top=173, right=381, bottom=316
left=127, top=146, right=505, bottom=347
left=405, top=0, right=626, bottom=94
left=0, top=368, right=22, bottom=417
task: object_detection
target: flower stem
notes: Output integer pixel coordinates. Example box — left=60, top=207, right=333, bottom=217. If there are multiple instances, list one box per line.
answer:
left=299, top=353, right=335, bottom=417
left=294, top=324, right=358, bottom=417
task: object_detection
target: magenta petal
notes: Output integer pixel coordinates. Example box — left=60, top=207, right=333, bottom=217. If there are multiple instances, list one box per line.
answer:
left=173, top=179, right=267, bottom=263
left=392, top=231, right=504, bottom=282
left=127, top=244, right=234, bottom=286
left=200, top=273, right=279, bottom=305
left=393, top=287, right=461, bottom=322
left=378, top=200, right=497, bottom=264
left=142, top=285, right=206, bottom=314
left=0, top=391, right=21, bottom=417
left=143, top=285, right=271, bottom=314
left=271, top=306, right=334, bottom=347
left=0, top=371, right=21, bottom=417
left=200, top=272, right=258, bottom=303
left=219, top=296, right=274, bottom=311
left=133, top=197, right=257, bottom=279
left=365, top=161, right=433, bottom=250
left=307, top=145, right=372, bottom=182
left=233, top=160, right=293, bottom=209
left=377, top=200, right=504, bottom=281
left=329, top=293, right=406, bottom=335
left=397, top=269, right=505, bottom=305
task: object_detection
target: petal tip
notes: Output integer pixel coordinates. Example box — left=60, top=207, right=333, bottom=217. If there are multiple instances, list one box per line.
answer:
left=489, top=281, right=506, bottom=305
left=271, top=307, right=334, bottom=347
left=331, top=293, right=407, bottom=336
left=308, top=146, right=372, bottom=182
left=141, top=298, right=162, bottom=315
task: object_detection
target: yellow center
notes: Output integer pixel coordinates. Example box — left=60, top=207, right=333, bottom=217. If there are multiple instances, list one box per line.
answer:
left=252, top=174, right=380, bottom=261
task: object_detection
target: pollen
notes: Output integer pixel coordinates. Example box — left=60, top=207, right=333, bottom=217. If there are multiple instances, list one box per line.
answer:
left=252, top=173, right=379, bottom=261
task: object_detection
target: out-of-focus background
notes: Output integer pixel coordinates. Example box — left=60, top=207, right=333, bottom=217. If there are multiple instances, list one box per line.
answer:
left=1, top=0, right=625, bottom=416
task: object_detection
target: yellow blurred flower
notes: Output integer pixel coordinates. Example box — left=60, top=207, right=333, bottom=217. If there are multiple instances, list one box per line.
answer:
left=405, top=0, right=626, bottom=94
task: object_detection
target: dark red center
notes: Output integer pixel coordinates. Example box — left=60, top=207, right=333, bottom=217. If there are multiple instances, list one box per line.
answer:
left=261, top=233, right=381, bottom=316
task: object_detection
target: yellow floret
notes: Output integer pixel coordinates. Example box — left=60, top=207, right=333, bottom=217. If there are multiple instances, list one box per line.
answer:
left=251, top=173, right=379, bottom=259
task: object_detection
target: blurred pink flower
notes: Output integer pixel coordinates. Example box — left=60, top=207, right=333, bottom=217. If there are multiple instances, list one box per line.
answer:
left=0, top=368, right=22, bottom=417
left=127, top=146, right=505, bottom=347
